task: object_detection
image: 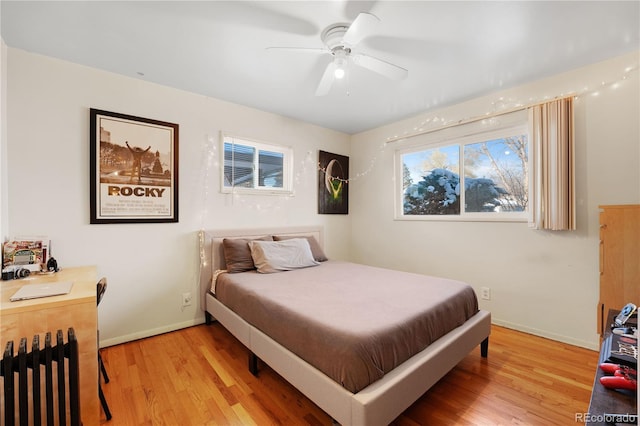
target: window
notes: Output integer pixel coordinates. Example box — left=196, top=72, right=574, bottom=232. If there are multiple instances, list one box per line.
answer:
left=397, top=125, right=529, bottom=221
left=222, top=134, right=293, bottom=194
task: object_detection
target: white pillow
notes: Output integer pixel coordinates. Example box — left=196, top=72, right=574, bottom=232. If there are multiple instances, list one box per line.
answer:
left=248, top=238, right=320, bottom=273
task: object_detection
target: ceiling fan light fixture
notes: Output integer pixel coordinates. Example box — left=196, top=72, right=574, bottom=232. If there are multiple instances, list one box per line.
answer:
left=334, top=57, right=347, bottom=79
left=309, top=13, right=406, bottom=96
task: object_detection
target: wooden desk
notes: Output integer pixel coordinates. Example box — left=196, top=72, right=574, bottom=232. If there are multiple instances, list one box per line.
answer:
left=0, top=266, right=99, bottom=425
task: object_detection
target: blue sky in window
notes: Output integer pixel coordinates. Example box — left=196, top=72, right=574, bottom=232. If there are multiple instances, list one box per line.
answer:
left=403, top=137, right=525, bottom=184
left=403, top=145, right=459, bottom=184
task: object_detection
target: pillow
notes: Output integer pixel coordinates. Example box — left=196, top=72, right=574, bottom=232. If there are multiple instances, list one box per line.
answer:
left=222, top=236, right=273, bottom=273
left=249, top=238, right=320, bottom=274
left=272, top=235, right=328, bottom=262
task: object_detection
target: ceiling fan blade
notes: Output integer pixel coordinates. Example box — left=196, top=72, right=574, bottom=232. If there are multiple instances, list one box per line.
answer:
left=343, top=1, right=378, bottom=20
left=266, top=46, right=327, bottom=54
left=352, top=53, right=408, bottom=80
left=315, top=62, right=337, bottom=96
left=343, top=12, right=380, bottom=46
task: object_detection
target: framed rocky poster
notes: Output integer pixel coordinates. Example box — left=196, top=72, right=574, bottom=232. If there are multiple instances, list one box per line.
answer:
left=89, top=108, right=179, bottom=223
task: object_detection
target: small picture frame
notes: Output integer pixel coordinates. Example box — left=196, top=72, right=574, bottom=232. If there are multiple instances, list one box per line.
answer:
left=89, top=109, right=179, bottom=224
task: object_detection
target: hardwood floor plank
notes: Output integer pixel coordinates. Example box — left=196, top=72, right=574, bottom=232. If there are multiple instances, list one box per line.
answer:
left=100, top=323, right=598, bottom=425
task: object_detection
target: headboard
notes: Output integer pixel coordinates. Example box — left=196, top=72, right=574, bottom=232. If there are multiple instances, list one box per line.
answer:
left=198, top=226, right=324, bottom=311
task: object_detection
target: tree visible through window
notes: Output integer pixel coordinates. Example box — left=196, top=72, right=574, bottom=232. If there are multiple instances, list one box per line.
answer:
left=399, top=127, right=528, bottom=219
left=464, top=136, right=528, bottom=212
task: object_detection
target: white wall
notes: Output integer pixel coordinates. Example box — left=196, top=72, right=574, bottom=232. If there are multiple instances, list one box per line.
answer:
left=350, top=51, right=640, bottom=350
left=5, top=48, right=351, bottom=346
left=1, top=39, right=7, bottom=242
left=6, top=46, right=639, bottom=351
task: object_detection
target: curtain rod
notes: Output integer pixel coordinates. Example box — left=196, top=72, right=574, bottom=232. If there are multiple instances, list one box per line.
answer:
left=384, top=94, right=575, bottom=144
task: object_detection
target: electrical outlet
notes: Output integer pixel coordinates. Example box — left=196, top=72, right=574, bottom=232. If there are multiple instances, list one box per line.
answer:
left=480, top=287, right=491, bottom=300
left=182, top=292, right=192, bottom=307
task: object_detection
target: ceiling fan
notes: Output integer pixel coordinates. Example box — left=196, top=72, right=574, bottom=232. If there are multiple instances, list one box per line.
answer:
left=267, top=12, right=408, bottom=96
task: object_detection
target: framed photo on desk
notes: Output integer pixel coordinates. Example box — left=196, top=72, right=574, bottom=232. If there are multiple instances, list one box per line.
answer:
left=89, top=109, right=179, bottom=224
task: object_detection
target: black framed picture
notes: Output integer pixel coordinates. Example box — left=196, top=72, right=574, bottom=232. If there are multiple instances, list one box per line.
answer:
left=318, top=150, right=349, bottom=214
left=89, top=108, right=179, bottom=224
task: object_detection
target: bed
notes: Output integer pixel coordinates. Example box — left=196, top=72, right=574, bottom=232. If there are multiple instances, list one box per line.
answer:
left=199, top=226, right=491, bottom=425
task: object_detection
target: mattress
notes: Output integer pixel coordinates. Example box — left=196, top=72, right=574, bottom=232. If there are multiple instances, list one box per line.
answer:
left=214, top=260, right=479, bottom=393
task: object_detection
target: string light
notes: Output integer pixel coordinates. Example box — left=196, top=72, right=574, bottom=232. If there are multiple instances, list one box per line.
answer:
left=197, top=62, right=638, bottom=241
left=214, top=149, right=316, bottom=211
left=198, top=135, right=216, bottom=229
left=383, top=64, right=637, bottom=145
left=318, top=163, right=348, bottom=185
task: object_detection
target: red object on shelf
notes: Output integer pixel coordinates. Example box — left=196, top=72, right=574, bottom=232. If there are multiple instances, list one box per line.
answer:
left=600, top=375, right=637, bottom=391
left=600, top=362, right=637, bottom=377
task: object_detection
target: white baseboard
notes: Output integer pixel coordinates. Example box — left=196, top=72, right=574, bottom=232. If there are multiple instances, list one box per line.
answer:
left=100, top=316, right=600, bottom=352
left=100, top=317, right=206, bottom=348
left=492, top=318, right=600, bottom=351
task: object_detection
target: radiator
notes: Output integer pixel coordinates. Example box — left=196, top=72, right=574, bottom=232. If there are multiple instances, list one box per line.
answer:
left=0, top=328, right=81, bottom=426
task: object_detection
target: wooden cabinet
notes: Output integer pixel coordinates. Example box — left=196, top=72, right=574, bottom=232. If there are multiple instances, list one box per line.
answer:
left=597, top=205, right=640, bottom=337
left=0, top=266, right=99, bottom=424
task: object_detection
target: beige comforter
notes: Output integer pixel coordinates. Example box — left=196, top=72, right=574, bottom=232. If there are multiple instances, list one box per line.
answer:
left=215, top=260, right=479, bottom=393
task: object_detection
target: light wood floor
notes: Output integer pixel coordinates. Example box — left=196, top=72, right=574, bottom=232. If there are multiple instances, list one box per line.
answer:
left=99, top=323, right=598, bottom=425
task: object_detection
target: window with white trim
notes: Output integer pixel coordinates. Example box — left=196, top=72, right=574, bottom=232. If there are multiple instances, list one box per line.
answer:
left=221, top=134, right=293, bottom=194
left=396, top=124, right=529, bottom=221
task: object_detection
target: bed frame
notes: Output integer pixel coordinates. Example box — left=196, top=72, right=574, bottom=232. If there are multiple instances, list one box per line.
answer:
left=199, top=226, right=491, bottom=426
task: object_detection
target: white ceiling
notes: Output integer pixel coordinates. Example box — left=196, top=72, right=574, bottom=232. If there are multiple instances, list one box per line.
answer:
left=2, top=1, right=639, bottom=134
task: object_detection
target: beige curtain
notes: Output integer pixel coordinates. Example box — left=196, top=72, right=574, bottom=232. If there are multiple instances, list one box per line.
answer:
left=528, top=97, right=576, bottom=230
